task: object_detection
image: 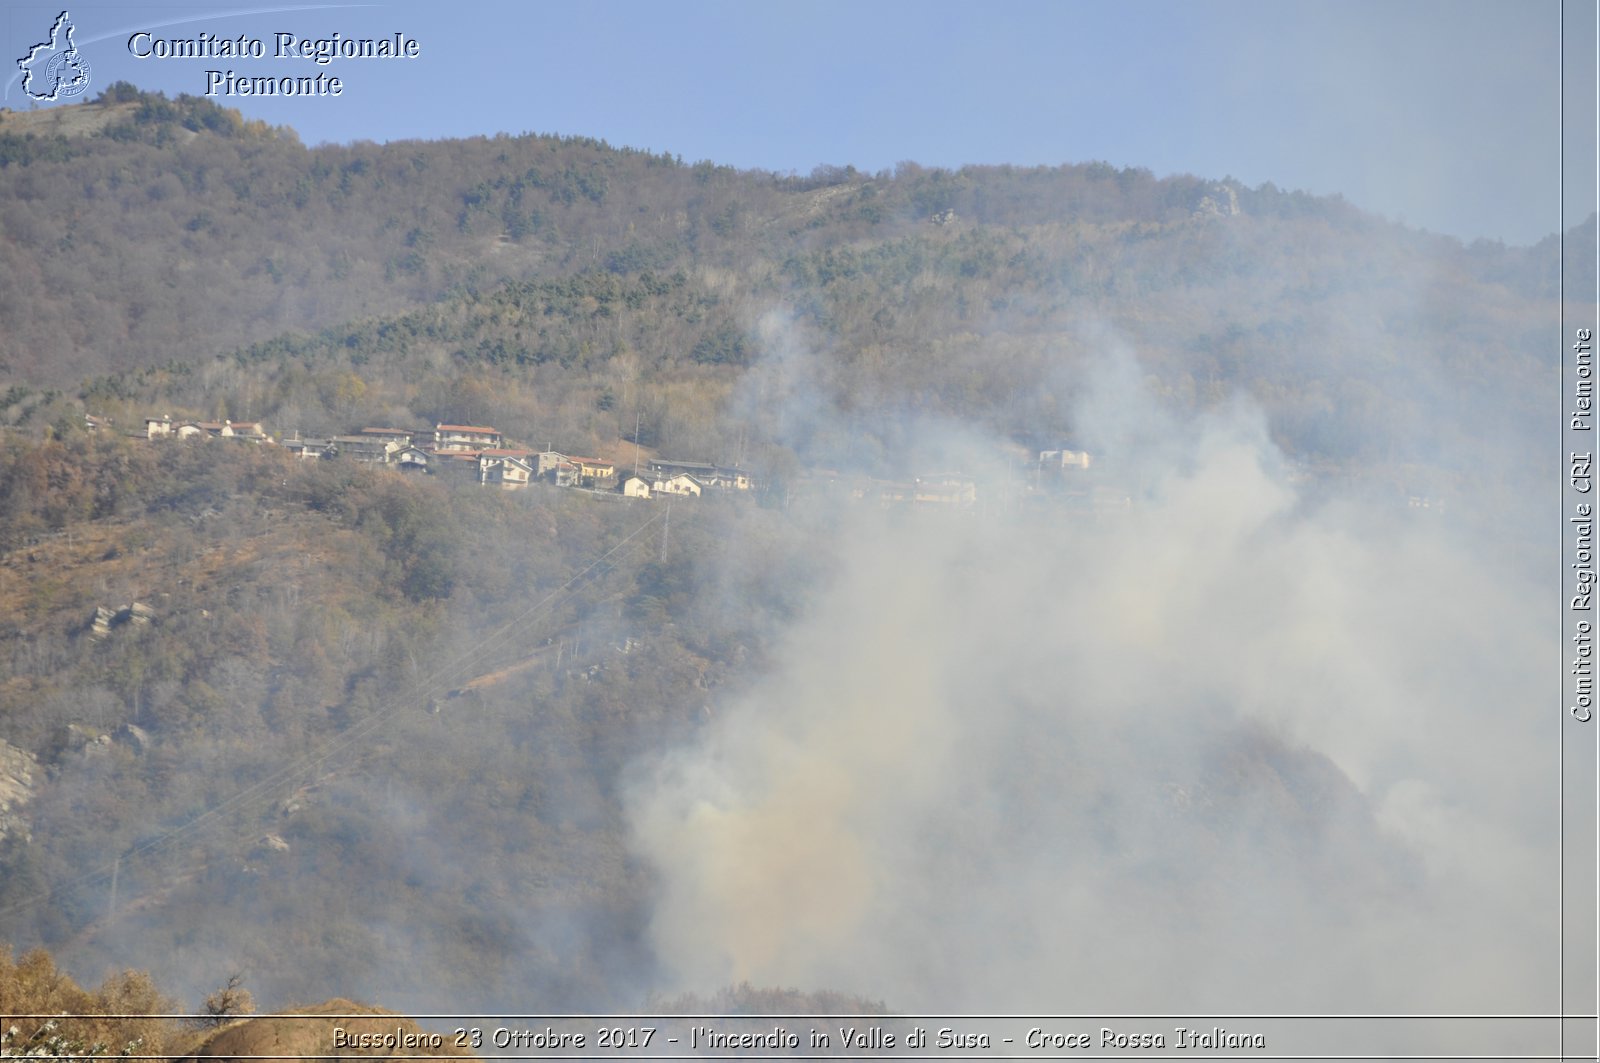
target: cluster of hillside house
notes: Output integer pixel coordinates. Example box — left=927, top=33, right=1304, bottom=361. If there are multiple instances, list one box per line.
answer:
left=142, top=416, right=271, bottom=443
left=140, top=415, right=755, bottom=499
left=130, top=416, right=1111, bottom=512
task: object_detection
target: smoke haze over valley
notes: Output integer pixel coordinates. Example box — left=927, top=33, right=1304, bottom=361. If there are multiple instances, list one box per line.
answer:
left=629, top=324, right=1553, bottom=1021
left=0, top=2, right=1591, bottom=1055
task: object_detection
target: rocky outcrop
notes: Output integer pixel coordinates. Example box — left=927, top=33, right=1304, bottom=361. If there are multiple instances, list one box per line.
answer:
left=1193, top=181, right=1241, bottom=219
left=87, top=602, right=155, bottom=639
left=0, top=738, right=37, bottom=844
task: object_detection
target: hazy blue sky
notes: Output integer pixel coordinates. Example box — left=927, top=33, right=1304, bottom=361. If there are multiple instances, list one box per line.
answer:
left=3, top=0, right=1590, bottom=245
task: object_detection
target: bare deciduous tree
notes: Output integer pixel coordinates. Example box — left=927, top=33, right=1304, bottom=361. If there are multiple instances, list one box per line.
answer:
left=197, top=973, right=254, bottom=1028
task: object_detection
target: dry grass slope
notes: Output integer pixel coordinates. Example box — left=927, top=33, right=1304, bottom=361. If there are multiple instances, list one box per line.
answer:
left=177, top=999, right=479, bottom=1063
left=0, top=101, right=140, bottom=137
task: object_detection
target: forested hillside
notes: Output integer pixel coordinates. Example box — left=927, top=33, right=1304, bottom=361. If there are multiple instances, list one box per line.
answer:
left=0, top=432, right=813, bottom=1008
left=0, top=86, right=1566, bottom=475
left=0, top=85, right=1576, bottom=1021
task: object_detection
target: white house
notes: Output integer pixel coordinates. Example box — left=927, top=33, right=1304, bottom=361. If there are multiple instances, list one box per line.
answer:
left=434, top=424, right=502, bottom=451
left=648, top=458, right=752, bottom=491
left=653, top=473, right=703, bottom=497
left=480, top=454, right=534, bottom=489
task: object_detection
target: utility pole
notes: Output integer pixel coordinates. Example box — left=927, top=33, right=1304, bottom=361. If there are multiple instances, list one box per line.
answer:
left=661, top=499, right=671, bottom=562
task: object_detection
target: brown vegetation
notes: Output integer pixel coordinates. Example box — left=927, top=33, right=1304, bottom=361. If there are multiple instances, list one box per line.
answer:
left=0, top=946, right=176, bottom=1057
left=176, top=998, right=477, bottom=1063
left=0, top=84, right=1575, bottom=1017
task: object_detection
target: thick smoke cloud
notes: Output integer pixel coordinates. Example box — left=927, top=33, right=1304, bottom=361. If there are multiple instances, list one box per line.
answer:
left=626, top=320, right=1553, bottom=1022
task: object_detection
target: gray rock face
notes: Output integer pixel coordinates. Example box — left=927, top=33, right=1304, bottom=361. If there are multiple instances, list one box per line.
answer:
left=87, top=602, right=155, bottom=639
left=0, top=739, right=37, bottom=844
left=115, top=722, right=151, bottom=753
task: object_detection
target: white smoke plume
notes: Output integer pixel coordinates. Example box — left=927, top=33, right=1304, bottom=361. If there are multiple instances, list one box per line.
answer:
left=626, top=324, right=1553, bottom=1022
